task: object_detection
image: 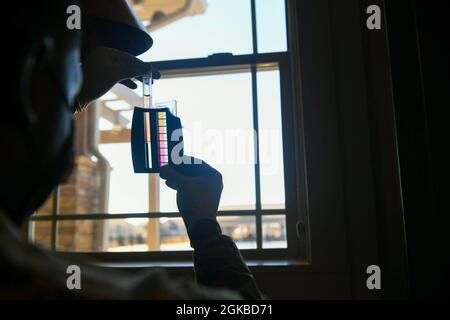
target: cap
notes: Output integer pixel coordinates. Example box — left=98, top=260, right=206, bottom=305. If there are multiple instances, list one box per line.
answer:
left=82, top=0, right=153, bottom=57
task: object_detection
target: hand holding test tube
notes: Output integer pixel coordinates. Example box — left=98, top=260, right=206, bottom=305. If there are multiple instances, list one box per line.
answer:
left=131, top=70, right=184, bottom=173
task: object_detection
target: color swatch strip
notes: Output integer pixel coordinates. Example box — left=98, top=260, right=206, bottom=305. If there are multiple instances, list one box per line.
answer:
left=158, top=111, right=168, bottom=166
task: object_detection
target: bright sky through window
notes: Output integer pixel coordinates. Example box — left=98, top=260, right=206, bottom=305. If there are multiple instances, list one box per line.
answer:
left=139, top=0, right=287, bottom=62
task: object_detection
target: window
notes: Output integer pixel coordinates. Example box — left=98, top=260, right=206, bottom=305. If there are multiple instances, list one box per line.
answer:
left=29, top=0, right=298, bottom=261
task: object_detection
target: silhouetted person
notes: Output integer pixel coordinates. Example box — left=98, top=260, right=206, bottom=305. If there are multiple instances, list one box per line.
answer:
left=0, top=0, right=262, bottom=299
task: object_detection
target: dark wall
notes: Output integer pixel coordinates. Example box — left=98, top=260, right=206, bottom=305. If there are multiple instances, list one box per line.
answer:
left=384, top=0, right=449, bottom=298
left=413, top=2, right=449, bottom=297
left=359, top=0, right=410, bottom=298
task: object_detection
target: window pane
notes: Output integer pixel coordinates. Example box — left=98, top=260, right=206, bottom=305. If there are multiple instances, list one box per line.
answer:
left=154, top=69, right=257, bottom=212
left=56, top=218, right=191, bottom=252
left=57, top=220, right=106, bottom=252
left=140, top=0, right=253, bottom=62
left=30, top=221, right=52, bottom=249
left=99, top=143, right=149, bottom=214
left=257, top=68, right=286, bottom=209
left=34, top=193, right=54, bottom=216
left=255, top=0, right=288, bottom=53
left=159, top=218, right=190, bottom=251
left=60, top=69, right=259, bottom=215
left=218, top=216, right=257, bottom=249
left=262, top=215, right=287, bottom=248
left=107, top=218, right=151, bottom=252
left=55, top=216, right=257, bottom=252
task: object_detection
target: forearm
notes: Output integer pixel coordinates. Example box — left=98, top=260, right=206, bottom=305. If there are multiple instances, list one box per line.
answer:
left=191, top=219, right=264, bottom=299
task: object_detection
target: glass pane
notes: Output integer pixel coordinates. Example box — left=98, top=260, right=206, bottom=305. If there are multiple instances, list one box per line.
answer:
left=262, top=215, right=287, bottom=248
left=257, top=68, right=286, bottom=209
left=256, top=0, right=288, bottom=53
left=57, top=220, right=106, bottom=252
left=35, top=193, right=54, bottom=216
left=56, top=218, right=191, bottom=252
left=154, top=69, right=257, bottom=212
left=56, top=216, right=257, bottom=252
left=30, top=221, right=52, bottom=249
left=119, top=110, right=133, bottom=130
left=140, top=0, right=253, bottom=62
left=99, top=143, right=149, bottom=214
left=218, top=216, right=257, bottom=249
left=56, top=143, right=149, bottom=215
left=159, top=218, right=190, bottom=251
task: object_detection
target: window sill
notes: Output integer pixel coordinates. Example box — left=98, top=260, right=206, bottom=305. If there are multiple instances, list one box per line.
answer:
left=94, top=259, right=309, bottom=271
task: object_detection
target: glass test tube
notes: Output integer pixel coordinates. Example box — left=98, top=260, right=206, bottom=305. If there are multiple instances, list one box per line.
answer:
left=143, top=73, right=153, bottom=168
left=143, top=73, right=152, bottom=108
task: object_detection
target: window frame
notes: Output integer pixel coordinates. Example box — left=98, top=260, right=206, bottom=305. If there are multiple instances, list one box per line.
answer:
left=28, top=0, right=308, bottom=263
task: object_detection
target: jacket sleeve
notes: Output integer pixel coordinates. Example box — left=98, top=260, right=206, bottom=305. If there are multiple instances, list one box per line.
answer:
left=191, top=219, right=265, bottom=300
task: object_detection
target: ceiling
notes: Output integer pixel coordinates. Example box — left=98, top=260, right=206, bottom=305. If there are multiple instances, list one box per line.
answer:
left=130, top=0, right=207, bottom=25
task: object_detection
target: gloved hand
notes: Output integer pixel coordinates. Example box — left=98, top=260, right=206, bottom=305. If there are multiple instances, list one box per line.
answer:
left=159, top=157, right=223, bottom=239
left=73, top=46, right=160, bottom=113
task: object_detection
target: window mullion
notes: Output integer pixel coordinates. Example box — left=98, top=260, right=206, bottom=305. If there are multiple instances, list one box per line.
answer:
left=251, top=0, right=262, bottom=250
left=251, top=65, right=262, bottom=250
left=30, top=210, right=285, bottom=222
left=50, top=186, right=59, bottom=252
left=251, top=0, right=258, bottom=55
left=148, top=174, right=160, bottom=250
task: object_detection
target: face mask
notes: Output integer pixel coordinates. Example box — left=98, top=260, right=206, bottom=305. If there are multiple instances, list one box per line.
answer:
left=10, top=63, right=76, bottom=221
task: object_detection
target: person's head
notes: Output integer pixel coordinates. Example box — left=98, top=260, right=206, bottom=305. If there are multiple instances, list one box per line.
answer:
left=0, top=1, right=82, bottom=224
